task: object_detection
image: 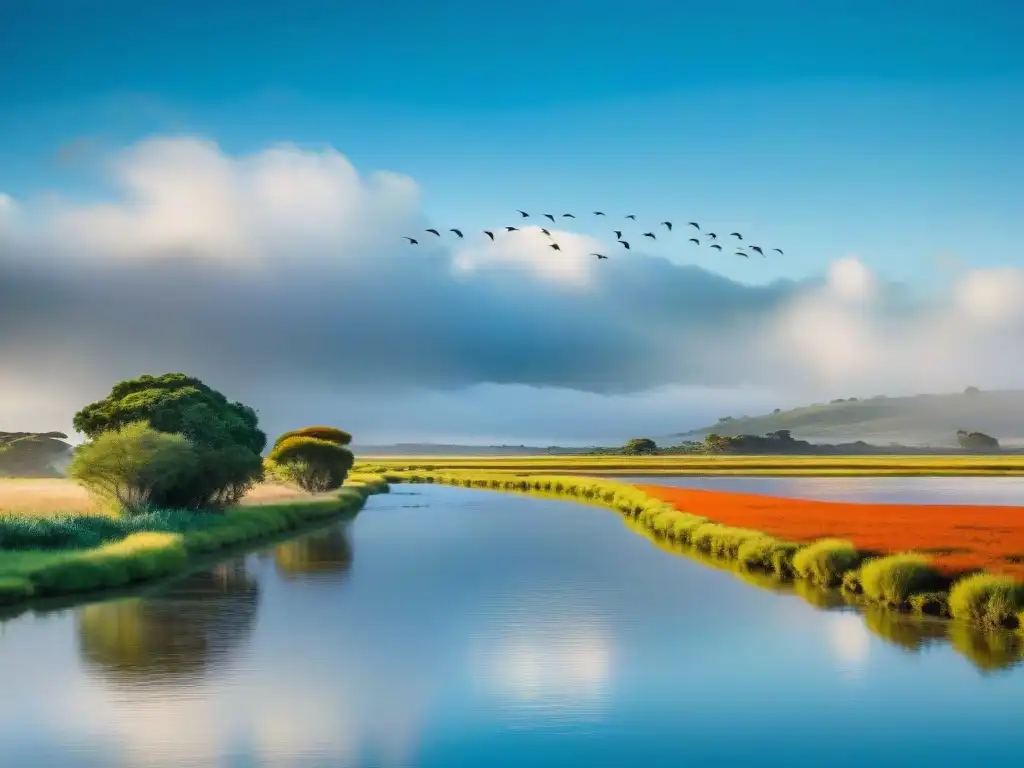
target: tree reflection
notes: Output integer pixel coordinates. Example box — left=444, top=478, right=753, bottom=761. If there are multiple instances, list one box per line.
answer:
left=76, top=559, right=259, bottom=685
left=273, top=524, right=354, bottom=583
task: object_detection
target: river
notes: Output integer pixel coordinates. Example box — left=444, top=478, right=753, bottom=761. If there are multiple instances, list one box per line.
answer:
left=1, top=479, right=1023, bottom=767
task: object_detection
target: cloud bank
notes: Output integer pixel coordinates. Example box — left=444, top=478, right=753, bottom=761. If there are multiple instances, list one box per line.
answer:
left=2, top=136, right=1023, bottom=443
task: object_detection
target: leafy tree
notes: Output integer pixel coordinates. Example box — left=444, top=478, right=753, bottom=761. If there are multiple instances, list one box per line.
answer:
left=773, top=408, right=782, bottom=414
left=622, top=437, right=658, bottom=455
left=73, top=373, right=265, bottom=509
left=272, top=425, right=352, bottom=449
left=956, top=429, right=1000, bottom=451
left=964, top=386, right=981, bottom=396
left=268, top=435, right=355, bottom=492
left=68, top=422, right=199, bottom=514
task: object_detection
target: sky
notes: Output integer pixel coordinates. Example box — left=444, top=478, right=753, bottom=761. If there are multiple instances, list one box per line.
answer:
left=1, top=0, right=1023, bottom=445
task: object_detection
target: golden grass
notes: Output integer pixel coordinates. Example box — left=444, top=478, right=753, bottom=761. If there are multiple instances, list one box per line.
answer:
left=355, top=454, right=1024, bottom=476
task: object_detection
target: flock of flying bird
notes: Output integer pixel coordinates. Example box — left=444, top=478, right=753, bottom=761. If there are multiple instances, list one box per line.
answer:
left=402, top=209, right=785, bottom=260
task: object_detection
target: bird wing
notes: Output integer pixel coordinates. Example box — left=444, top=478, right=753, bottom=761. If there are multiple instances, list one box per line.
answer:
left=689, top=222, right=699, bottom=229
left=562, top=213, right=576, bottom=218
left=518, top=210, right=529, bottom=217
left=484, top=231, right=494, bottom=239
left=774, top=248, right=784, bottom=254
left=593, top=211, right=605, bottom=216
left=689, top=238, right=699, bottom=244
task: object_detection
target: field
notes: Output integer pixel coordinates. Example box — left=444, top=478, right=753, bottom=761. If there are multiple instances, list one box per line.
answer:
left=636, top=484, right=1024, bottom=580
left=354, top=454, right=1024, bottom=476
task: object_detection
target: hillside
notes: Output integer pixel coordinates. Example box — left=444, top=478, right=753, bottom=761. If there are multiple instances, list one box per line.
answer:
left=673, top=389, right=1024, bottom=447
left=0, top=431, right=74, bottom=477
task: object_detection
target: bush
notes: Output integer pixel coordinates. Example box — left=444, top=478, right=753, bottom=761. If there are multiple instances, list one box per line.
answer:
left=792, top=539, right=860, bottom=587
left=72, top=373, right=265, bottom=509
left=268, top=436, right=355, bottom=493
left=272, top=425, right=352, bottom=449
left=948, top=573, right=1024, bottom=628
left=858, top=553, right=948, bottom=605
left=68, top=422, right=200, bottom=515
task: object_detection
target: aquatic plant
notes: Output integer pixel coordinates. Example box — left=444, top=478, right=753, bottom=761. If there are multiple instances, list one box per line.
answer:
left=857, top=553, right=949, bottom=606
left=792, top=539, right=860, bottom=587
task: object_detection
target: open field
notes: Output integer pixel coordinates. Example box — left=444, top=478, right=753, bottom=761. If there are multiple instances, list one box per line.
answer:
left=355, top=454, right=1024, bottom=476
left=636, top=484, right=1024, bottom=580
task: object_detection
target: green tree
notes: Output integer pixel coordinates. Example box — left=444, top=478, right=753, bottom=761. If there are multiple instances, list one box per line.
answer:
left=68, top=422, right=199, bottom=514
left=73, top=373, right=266, bottom=509
left=956, top=429, right=1000, bottom=451
left=622, top=437, right=658, bottom=455
left=268, top=435, right=355, bottom=492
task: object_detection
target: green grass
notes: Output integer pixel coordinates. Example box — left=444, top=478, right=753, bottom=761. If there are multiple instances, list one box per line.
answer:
left=0, top=476, right=389, bottom=606
left=948, top=573, right=1024, bottom=628
left=791, top=539, right=862, bottom=587
left=0, top=508, right=214, bottom=550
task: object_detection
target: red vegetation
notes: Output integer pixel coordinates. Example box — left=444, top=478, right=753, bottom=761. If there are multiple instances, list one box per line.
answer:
left=638, top=485, right=1024, bottom=580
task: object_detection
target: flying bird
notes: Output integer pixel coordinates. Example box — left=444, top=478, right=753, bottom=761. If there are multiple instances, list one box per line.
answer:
left=591, top=253, right=609, bottom=259
left=688, top=238, right=700, bottom=245
left=736, top=252, right=749, bottom=258
left=562, top=213, right=576, bottom=218
left=549, top=243, right=561, bottom=251
left=426, top=228, right=440, bottom=236
left=618, top=240, right=631, bottom=250
left=643, top=232, right=656, bottom=239
left=625, top=214, right=637, bottom=220
left=750, top=245, right=763, bottom=255
left=593, top=211, right=606, bottom=216
left=517, top=210, right=530, bottom=217
left=661, top=221, right=673, bottom=231
left=773, top=248, right=784, bottom=255
left=541, top=228, right=552, bottom=236
left=403, top=237, right=418, bottom=244
left=544, top=213, right=556, bottom=222
left=483, top=230, right=495, bottom=240
left=688, top=222, right=700, bottom=229
left=505, top=226, right=519, bottom=232
left=450, top=228, right=464, bottom=238
left=614, top=230, right=623, bottom=239
left=710, top=244, right=722, bottom=251
left=706, top=232, right=717, bottom=240
left=730, top=232, right=743, bottom=240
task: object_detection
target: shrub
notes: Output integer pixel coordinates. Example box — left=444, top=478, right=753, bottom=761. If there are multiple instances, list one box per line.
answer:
left=737, top=536, right=800, bottom=577
left=858, top=553, right=948, bottom=606
left=948, top=573, right=1024, bottom=628
left=268, top=436, right=355, bottom=493
left=72, top=373, right=265, bottom=509
left=68, top=422, right=199, bottom=515
left=792, top=539, right=860, bottom=587
left=272, top=425, right=352, bottom=448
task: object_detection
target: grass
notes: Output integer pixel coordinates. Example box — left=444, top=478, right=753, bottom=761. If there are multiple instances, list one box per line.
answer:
left=0, top=475, right=389, bottom=606
left=381, top=469, right=1024, bottom=634
left=355, top=454, right=1024, bottom=476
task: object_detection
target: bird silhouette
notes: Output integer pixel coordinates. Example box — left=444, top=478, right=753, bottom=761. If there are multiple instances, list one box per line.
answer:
left=426, top=228, right=440, bottom=236
left=505, top=226, right=519, bottom=232
left=593, top=211, right=606, bottom=216
left=450, top=228, right=464, bottom=238
left=614, top=230, right=623, bottom=239
left=591, top=253, right=609, bottom=259
left=710, top=244, right=722, bottom=251
left=688, top=238, right=700, bottom=245
left=750, top=245, right=764, bottom=255
left=773, top=248, right=784, bottom=255
left=562, top=213, right=576, bottom=218
left=549, top=243, right=561, bottom=251
left=688, top=222, right=700, bottom=229
left=483, top=230, right=495, bottom=240
left=403, top=237, right=418, bottom=244
left=706, top=232, right=718, bottom=240
left=643, top=232, right=656, bottom=239
left=540, top=228, right=552, bottom=236
left=736, top=252, right=749, bottom=258
left=730, top=232, right=742, bottom=240
left=517, top=210, right=530, bottom=217
left=544, top=213, right=556, bottom=222
left=625, top=214, right=637, bottom=220
left=618, top=240, right=631, bottom=249
left=661, top=221, right=673, bottom=231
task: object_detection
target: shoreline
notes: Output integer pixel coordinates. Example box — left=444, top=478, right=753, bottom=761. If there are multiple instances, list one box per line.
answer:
left=382, top=470, right=1024, bottom=634
left=0, top=476, right=389, bottom=611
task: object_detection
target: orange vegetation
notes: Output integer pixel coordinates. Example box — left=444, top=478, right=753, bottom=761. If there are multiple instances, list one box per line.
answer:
left=638, top=484, right=1024, bottom=581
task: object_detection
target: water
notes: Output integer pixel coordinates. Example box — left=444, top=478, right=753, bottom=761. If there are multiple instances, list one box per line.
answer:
left=1, top=479, right=1023, bottom=767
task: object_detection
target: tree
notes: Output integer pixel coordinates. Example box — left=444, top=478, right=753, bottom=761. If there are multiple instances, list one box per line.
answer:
left=773, top=408, right=782, bottom=414
left=272, top=425, right=352, bottom=449
left=73, top=373, right=266, bottom=509
left=956, top=429, right=1000, bottom=451
left=964, top=386, right=981, bottom=396
left=68, top=422, right=199, bottom=514
left=622, top=438, right=658, bottom=455
left=268, top=435, right=355, bottom=492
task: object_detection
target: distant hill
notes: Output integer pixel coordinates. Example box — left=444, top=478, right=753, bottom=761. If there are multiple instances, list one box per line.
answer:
left=352, top=443, right=594, bottom=456
left=0, top=431, right=74, bottom=477
left=672, top=389, right=1024, bottom=447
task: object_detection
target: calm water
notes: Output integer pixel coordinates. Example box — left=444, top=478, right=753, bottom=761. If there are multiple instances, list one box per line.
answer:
left=1, top=479, right=1023, bottom=767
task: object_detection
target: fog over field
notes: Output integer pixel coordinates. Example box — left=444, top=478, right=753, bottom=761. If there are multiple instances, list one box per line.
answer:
left=3, top=137, right=1023, bottom=445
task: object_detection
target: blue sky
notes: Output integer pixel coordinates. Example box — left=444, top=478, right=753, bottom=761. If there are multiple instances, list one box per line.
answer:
left=2, top=0, right=1022, bottom=288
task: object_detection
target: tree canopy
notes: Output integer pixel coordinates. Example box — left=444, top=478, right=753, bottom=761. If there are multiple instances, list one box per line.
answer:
left=268, top=434, right=355, bottom=492
left=622, top=437, right=658, bottom=455
left=272, top=425, right=352, bottom=450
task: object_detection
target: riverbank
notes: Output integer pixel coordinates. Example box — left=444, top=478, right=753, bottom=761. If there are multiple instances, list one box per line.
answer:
left=0, top=476, right=389, bottom=607
left=382, top=470, right=1024, bottom=632
left=357, top=454, right=1024, bottom=476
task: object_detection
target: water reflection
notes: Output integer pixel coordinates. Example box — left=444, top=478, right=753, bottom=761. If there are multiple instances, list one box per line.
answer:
left=76, top=559, right=259, bottom=686
left=273, top=522, right=354, bottom=583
